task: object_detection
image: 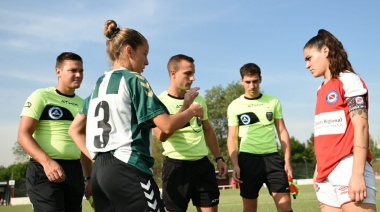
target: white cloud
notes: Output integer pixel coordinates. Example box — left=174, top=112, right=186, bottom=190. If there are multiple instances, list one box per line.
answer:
left=0, top=70, right=56, bottom=84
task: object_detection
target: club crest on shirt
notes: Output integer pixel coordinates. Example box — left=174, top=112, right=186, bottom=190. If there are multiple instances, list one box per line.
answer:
left=326, top=90, right=339, bottom=104
left=266, top=112, right=273, bottom=121
left=48, top=106, right=63, bottom=120
left=355, top=96, right=364, bottom=105
left=240, top=114, right=251, bottom=125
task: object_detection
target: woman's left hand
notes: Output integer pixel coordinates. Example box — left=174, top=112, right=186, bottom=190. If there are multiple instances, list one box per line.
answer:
left=348, top=173, right=367, bottom=203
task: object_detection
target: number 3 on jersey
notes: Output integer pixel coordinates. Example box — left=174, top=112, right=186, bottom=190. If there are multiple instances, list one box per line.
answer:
left=94, top=101, right=112, bottom=148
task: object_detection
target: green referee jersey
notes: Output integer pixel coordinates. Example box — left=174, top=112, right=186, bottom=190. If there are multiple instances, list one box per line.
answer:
left=82, top=69, right=168, bottom=175
left=158, top=91, right=208, bottom=160
left=20, top=87, right=83, bottom=160
left=227, top=94, right=283, bottom=154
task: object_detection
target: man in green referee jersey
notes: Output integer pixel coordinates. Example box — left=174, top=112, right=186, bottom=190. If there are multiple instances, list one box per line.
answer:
left=18, top=52, right=92, bottom=212
left=154, top=54, right=228, bottom=212
left=227, top=63, right=293, bottom=212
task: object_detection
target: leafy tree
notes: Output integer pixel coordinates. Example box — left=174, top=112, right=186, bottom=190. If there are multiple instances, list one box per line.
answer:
left=0, top=163, right=28, bottom=197
left=204, top=81, right=244, bottom=168
left=303, top=133, right=316, bottom=163
left=12, top=141, right=29, bottom=163
left=152, top=136, right=165, bottom=187
left=0, top=162, right=27, bottom=181
left=0, top=167, right=12, bottom=181
left=289, top=136, right=305, bottom=162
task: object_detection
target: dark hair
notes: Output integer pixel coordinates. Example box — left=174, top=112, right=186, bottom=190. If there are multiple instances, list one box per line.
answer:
left=167, top=54, right=194, bottom=74
left=56, top=52, right=82, bottom=68
left=304, top=29, right=355, bottom=78
left=103, top=20, right=147, bottom=63
left=240, top=63, right=261, bottom=79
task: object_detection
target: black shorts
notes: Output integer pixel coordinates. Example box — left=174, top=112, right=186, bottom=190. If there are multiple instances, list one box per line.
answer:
left=91, top=152, right=165, bottom=212
left=239, top=152, right=289, bottom=199
left=26, top=159, right=84, bottom=212
left=162, top=156, right=220, bottom=211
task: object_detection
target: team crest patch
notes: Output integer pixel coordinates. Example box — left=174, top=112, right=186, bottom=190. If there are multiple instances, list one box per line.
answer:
left=266, top=112, right=273, bottom=121
left=48, top=106, right=63, bottom=120
left=240, top=114, right=251, bottom=125
left=355, top=96, right=364, bottom=104
left=196, top=117, right=202, bottom=126
left=326, top=90, right=339, bottom=104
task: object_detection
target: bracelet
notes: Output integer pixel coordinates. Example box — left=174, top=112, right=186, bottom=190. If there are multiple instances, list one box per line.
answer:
left=354, top=145, right=368, bottom=149
left=215, top=156, right=225, bottom=163
left=84, top=176, right=91, bottom=181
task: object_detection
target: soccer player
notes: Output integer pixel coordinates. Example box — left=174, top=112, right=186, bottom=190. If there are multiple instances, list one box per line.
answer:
left=303, top=29, right=376, bottom=212
left=69, top=20, right=203, bottom=211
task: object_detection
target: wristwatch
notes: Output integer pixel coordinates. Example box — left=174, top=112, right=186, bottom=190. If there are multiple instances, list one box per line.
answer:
left=215, top=156, right=225, bottom=163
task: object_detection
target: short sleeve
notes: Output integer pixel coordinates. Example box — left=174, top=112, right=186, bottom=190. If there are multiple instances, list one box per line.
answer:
left=340, top=73, right=367, bottom=98
left=79, top=96, right=91, bottom=116
left=127, top=74, right=168, bottom=128
left=274, top=99, right=283, bottom=119
left=227, top=101, right=239, bottom=126
left=20, top=89, right=45, bottom=120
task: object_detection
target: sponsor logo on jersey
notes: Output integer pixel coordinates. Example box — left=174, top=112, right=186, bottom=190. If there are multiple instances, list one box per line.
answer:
left=48, top=106, right=63, bottom=120
left=61, top=100, right=78, bottom=106
left=326, top=90, right=339, bottom=104
left=266, top=112, right=273, bottom=121
left=314, top=110, right=346, bottom=136
left=248, top=103, right=264, bottom=107
left=240, top=114, right=251, bottom=125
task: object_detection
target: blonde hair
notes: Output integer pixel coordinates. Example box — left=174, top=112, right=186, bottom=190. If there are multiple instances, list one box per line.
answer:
left=103, top=20, right=147, bottom=63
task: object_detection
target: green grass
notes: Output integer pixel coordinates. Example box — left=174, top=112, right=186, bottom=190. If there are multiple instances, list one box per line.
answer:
left=188, top=184, right=321, bottom=212
left=2, top=181, right=379, bottom=212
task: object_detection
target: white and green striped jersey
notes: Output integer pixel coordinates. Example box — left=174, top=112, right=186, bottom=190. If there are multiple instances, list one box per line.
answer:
left=227, top=94, right=283, bottom=154
left=82, top=69, right=168, bottom=175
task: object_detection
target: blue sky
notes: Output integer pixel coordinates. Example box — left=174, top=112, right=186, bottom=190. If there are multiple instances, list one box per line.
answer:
left=1, top=1, right=379, bottom=167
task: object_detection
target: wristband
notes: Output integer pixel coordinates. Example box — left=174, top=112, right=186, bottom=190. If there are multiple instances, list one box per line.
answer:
left=215, top=157, right=225, bottom=163
left=84, top=176, right=91, bottom=181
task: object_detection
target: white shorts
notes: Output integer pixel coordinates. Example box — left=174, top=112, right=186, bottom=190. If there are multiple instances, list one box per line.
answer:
left=315, top=154, right=377, bottom=208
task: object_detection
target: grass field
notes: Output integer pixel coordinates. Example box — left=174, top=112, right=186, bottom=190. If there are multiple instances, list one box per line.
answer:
left=1, top=182, right=379, bottom=212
